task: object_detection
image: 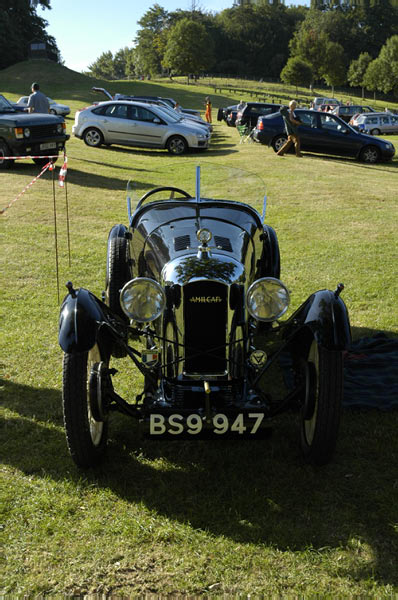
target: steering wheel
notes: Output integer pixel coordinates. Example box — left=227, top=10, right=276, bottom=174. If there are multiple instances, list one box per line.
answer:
left=135, top=186, right=192, bottom=211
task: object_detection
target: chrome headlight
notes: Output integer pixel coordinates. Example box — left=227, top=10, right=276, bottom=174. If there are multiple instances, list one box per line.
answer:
left=23, top=127, right=30, bottom=138
left=246, top=277, right=290, bottom=322
left=120, top=278, right=166, bottom=322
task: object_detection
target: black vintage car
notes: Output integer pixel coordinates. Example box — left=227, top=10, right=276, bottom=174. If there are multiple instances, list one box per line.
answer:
left=59, top=166, right=351, bottom=468
left=0, top=94, right=69, bottom=168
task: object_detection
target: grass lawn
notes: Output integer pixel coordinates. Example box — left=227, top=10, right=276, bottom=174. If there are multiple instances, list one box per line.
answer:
left=1, top=61, right=398, bottom=595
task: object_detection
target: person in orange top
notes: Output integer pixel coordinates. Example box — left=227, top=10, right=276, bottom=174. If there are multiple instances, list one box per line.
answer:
left=205, top=96, right=212, bottom=123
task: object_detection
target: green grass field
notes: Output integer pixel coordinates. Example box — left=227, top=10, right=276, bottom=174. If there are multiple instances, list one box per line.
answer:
left=1, top=61, right=397, bottom=595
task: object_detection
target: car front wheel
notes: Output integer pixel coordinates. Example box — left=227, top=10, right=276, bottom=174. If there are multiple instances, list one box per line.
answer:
left=272, top=135, right=287, bottom=153
left=359, top=145, right=380, bottom=164
left=300, top=339, right=343, bottom=465
left=83, top=128, right=104, bottom=148
left=0, top=141, right=13, bottom=169
left=63, top=345, right=109, bottom=468
left=167, top=135, right=188, bottom=155
left=370, top=128, right=380, bottom=135
left=50, top=109, right=57, bottom=115
left=105, top=234, right=130, bottom=357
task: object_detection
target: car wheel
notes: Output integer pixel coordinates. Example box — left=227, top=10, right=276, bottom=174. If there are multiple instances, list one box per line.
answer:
left=300, top=339, right=342, bottom=465
left=50, top=109, right=57, bottom=115
left=166, top=135, right=188, bottom=155
left=105, top=234, right=130, bottom=357
left=62, top=345, right=109, bottom=468
left=0, top=140, right=13, bottom=169
left=272, top=135, right=288, bottom=153
left=359, top=145, right=381, bottom=164
left=370, top=128, right=380, bottom=136
left=33, top=153, right=58, bottom=167
left=83, top=127, right=104, bottom=148
left=217, top=108, right=223, bottom=122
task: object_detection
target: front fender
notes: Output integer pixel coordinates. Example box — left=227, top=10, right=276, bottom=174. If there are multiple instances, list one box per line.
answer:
left=59, top=288, right=108, bottom=353
left=284, top=289, right=351, bottom=351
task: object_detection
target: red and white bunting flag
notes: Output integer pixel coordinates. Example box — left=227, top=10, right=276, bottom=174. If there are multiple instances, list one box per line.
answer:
left=58, top=156, right=68, bottom=187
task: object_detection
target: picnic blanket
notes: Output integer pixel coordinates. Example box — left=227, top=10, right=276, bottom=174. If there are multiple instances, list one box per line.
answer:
left=279, top=333, right=398, bottom=410
left=343, top=333, right=398, bottom=410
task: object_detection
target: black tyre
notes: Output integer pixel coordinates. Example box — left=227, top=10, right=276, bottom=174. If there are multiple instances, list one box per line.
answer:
left=83, top=127, right=104, bottom=148
left=163, top=317, right=179, bottom=379
left=272, top=134, right=287, bottom=153
left=105, top=234, right=130, bottom=357
left=359, top=145, right=380, bottom=164
left=0, top=140, right=13, bottom=169
left=50, top=108, right=57, bottom=115
left=217, top=107, right=223, bottom=122
left=166, top=135, right=188, bottom=155
left=63, top=345, right=108, bottom=468
left=370, top=128, right=380, bottom=136
left=300, top=340, right=343, bottom=465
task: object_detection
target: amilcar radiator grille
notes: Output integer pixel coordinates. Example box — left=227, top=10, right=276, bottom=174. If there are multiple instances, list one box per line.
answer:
left=183, top=280, right=228, bottom=374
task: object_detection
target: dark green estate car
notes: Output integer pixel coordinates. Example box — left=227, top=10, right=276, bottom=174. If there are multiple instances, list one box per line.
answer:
left=0, top=94, right=69, bottom=168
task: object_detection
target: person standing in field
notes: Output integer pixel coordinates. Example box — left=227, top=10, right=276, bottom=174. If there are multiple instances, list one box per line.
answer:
left=276, top=100, right=302, bottom=157
left=205, top=96, right=212, bottom=123
left=27, top=83, right=50, bottom=114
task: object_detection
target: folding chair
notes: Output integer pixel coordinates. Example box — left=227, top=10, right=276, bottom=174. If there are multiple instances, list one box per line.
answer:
left=237, top=124, right=254, bottom=144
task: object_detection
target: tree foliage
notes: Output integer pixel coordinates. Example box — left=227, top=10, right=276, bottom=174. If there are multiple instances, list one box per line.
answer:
left=163, top=18, right=214, bottom=75
left=0, top=0, right=59, bottom=70
left=280, top=57, right=313, bottom=92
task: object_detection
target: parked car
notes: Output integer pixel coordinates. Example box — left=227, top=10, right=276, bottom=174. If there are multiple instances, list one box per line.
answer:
left=58, top=165, right=351, bottom=468
left=217, top=104, right=238, bottom=125
left=226, top=109, right=238, bottom=127
left=253, top=108, right=395, bottom=163
left=0, top=94, right=69, bottom=168
left=16, top=95, right=71, bottom=116
left=312, top=97, right=340, bottom=110
left=331, top=104, right=375, bottom=122
left=72, top=100, right=210, bottom=155
left=92, top=88, right=201, bottom=119
left=235, top=102, right=281, bottom=129
left=353, top=112, right=398, bottom=135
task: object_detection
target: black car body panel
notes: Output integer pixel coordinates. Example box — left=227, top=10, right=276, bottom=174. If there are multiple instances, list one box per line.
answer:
left=253, top=109, right=395, bottom=162
left=58, top=168, right=351, bottom=467
left=0, top=94, right=69, bottom=166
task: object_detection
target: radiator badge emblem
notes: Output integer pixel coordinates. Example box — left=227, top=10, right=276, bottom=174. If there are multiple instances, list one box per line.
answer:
left=189, top=296, right=223, bottom=303
left=249, top=350, right=267, bottom=368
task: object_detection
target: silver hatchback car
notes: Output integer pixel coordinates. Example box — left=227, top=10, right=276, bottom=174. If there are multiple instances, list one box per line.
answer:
left=72, top=100, right=210, bottom=155
left=354, top=112, right=398, bottom=135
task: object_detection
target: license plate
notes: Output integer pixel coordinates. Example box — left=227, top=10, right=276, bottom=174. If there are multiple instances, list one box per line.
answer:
left=40, top=142, right=56, bottom=150
left=148, top=413, right=265, bottom=436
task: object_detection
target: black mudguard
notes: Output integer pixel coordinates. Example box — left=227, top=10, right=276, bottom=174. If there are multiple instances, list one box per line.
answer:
left=284, top=289, right=351, bottom=351
left=59, top=288, right=111, bottom=354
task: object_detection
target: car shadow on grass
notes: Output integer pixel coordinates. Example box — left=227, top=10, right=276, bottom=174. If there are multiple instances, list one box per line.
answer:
left=1, top=325, right=398, bottom=587
left=300, top=152, right=398, bottom=172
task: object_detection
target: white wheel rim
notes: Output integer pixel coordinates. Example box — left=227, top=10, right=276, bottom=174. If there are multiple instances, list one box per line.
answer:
left=304, top=340, right=319, bottom=444
left=87, top=345, right=103, bottom=446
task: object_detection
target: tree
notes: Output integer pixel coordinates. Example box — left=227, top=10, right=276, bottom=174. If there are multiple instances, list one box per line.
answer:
left=133, top=4, right=170, bottom=76
left=347, top=52, right=372, bottom=97
left=280, top=57, right=313, bottom=93
left=163, top=18, right=214, bottom=78
left=377, top=35, right=398, bottom=97
left=0, top=0, right=59, bottom=70
left=321, top=41, right=346, bottom=95
left=87, top=51, right=115, bottom=80
left=362, top=58, right=385, bottom=100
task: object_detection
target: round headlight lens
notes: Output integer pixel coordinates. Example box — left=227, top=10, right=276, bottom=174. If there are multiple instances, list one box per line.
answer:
left=57, top=123, right=64, bottom=134
left=24, top=128, right=30, bottom=138
left=246, top=277, right=290, bottom=322
left=120, top=278, right=165, bottom=322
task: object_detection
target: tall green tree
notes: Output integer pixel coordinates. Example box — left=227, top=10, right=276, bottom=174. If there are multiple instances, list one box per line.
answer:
left=133, top=4, right=170, bottom=76
left=0, top=0, right=59, bottom=70
left=163, top=18, right=214, bottom=78
left=347, top=52, right=372, bottom=97
left=321, top=40, right=346, bottom=94
left=87, top=51, right=115, bottom=80
left=280, top=57, right=313, bottom=93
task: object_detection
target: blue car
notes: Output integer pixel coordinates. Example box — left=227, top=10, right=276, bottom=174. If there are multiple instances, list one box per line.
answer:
left=253, top=108, right=395, bottom=164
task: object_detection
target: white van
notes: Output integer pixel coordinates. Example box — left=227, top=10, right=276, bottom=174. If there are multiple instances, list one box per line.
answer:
left=355, top=113, right=398, bottom=135
left=313, top=97, right=340, bottom=110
